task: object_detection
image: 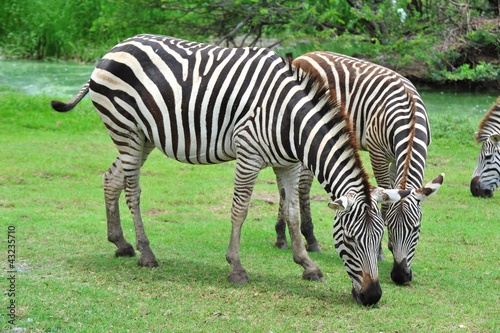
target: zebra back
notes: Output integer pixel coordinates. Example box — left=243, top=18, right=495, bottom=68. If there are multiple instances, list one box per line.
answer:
left=90, top=35, right=290, bottom=165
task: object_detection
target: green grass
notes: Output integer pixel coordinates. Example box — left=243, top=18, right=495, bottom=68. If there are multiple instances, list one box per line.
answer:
left=1, top=91, right=499, bottom=332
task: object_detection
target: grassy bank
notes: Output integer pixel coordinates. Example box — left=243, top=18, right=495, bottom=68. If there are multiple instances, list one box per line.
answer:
left=0, top=91, right=498, bottom=332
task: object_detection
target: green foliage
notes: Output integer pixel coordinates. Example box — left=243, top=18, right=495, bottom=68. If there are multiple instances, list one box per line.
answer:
left=0, top=0, right=99, bottom=60
left=431, top=61, right=500, bottom=82
left=0, top=0, right=498, bottom=84
left=465, top=28, right=500, bottom=51
left=89, top=0, right=197, bottom=43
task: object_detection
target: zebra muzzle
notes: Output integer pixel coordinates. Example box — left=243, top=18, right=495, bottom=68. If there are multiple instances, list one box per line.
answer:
left=352, top=273, right=382, bottom=306
left=470, top=176, right=494, bottom=198
left=391, top=258, right=413, bottom=285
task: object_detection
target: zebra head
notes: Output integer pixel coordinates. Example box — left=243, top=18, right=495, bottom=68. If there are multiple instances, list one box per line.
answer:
left=385, top=173, right=444, bottom=285
left=470, top=134, right=500, bottom=197
left=330, top=187, right=410, bottom=306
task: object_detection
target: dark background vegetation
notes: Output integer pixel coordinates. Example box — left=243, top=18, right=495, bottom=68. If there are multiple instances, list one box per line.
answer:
left=0, top=0, right=499, bottom=90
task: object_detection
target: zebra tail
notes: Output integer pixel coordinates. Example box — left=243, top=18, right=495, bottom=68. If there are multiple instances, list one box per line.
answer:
left=51, top=80, right=90, bottom=112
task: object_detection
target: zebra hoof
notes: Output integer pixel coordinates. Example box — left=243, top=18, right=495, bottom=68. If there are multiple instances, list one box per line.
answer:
left=227, top=269, right=250, bottom=284
left=115, top=245, right=136, bottom=257
left=137, top=253, right=159, bottom=267
left=303, top=269, right=324, bottom=282
left=306, top=242, right=321, bottom=252
left=275, top=240, right=288, bottom=250
left=138, top=258, right=159, bottom=268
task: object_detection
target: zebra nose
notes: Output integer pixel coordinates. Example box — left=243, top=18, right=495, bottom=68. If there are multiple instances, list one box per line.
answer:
left=391, top=258, right=413, bottom=285
left=352, top=281, right=382, bottom=306
left=470, top=177, right=482, bottom=197
left=470, top=177, right=494, bottom=197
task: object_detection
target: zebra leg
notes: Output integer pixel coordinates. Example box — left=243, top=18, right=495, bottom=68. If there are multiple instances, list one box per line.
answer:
left=122, top=136, right=158, bottom=268
left=274, top=164, right=324, bottom=281
left=298, top=167, right=321, bottom=252
left=226, top=154, right=262, bottom=284
left=274, top=167, right=320, bottom=252
left=103, top=158, right=135, bottom=257
left=384, top=161, right=398, bottom=254
left=369, top=150, right=393, bottom=261
left=274, top=182, right=288, bottom=250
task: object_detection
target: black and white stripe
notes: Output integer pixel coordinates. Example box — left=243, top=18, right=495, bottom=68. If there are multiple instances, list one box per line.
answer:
left=275, top=51, right=444, bottom=285
left=52, top=35, right=409, bottom=305
left=471, top=96, right=500, bottom=197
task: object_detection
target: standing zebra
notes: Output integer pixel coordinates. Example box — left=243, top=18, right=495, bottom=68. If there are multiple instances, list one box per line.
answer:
left=275, top=51, right=444, bottom=285
left=51, top=35, right=409, bottom=305
left=471, top=96, right=500, bottom=197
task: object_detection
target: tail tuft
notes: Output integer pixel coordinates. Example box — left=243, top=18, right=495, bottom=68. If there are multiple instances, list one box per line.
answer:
left=50, top=80, right=90, bottom=113
left=51, top=100, right=74, bottom=112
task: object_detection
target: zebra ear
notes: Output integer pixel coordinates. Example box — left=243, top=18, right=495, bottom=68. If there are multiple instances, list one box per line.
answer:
left=414, top=173, right=445, bottom=201
left=328, top=193, right=355, bottom=211
left=285, top=52, right=294, bottom=72
left=371, top=187, right=411, bottom=203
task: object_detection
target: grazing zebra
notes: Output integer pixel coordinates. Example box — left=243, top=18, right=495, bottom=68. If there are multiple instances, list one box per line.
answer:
left=275, top=51, right=444, bottom=285
left=51, top=34, right=409, bottom=305
left=471, top=96, right=500, bottom=197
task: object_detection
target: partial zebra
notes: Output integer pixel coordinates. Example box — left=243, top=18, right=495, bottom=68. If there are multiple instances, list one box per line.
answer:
left=471, top=96, right=500, bottom=197
left=275, top=51, right=444, bottom=285
left=51, top=34, right=409, bottom=305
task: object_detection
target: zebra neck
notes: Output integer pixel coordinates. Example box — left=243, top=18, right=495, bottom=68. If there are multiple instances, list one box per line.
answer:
left=391, top=90, right=428, bottom=191
left=477, top=98, right=500, bottom=141
left=291, top=98, right=369, bottom=200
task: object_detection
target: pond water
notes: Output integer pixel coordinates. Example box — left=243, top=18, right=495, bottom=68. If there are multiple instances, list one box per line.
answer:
left=0, top=60, right=95, bottom=97
left=420, top=90, right=497, bottom=118
left=0, top=60, right=497, bottom=115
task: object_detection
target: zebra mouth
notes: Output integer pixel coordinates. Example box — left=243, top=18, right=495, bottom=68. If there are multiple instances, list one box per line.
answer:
left=470, top=177, right=495, bottom=198
left=391, top=258, right=413, bottom=285
left=484, top=189, right=494, bottom=197
left=351, top=281, right=382, bottom=306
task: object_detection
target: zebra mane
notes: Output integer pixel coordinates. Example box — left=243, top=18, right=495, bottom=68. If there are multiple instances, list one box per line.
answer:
left=293, top=60, right=372, bottom=207
left=398, top=86, right=418, bottom=190
left=476, top=96, right=500, bottom=142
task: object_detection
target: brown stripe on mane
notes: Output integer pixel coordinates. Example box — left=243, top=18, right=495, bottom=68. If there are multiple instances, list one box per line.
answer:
left=293, top=58, right=372, bottom=208
left=476, top=96, right=500, bottom=142
left=294, top=53, right=345, bottom=116
left=398, top=86, right=418, bottom=190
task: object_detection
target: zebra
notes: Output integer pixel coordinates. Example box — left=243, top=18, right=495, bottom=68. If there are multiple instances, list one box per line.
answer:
left=470, top=96, right=500, bottom=197
left=274, top=51, right=444, bottom=285
left=51, top=34, right=410, bottom=305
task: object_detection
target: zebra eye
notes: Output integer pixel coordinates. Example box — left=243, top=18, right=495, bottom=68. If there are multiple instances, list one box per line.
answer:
left=412, top=225, right=421, bottom=233
left=344, top=234, right=355, bottom=243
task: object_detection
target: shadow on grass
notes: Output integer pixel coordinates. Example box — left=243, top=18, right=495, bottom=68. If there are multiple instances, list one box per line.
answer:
left=73, top=249, right=354, bottom=305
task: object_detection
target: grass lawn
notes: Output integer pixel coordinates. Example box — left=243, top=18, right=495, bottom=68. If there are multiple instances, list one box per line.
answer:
left=0, top=91, right=498, bottom=332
